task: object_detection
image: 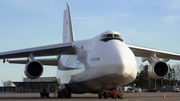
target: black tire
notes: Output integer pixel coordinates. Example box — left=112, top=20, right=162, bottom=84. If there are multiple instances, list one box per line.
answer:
left=111, top=95, right=116, bottom=99
left=98, top=92, right=103, bottom=99
left=111, top=95, right=114, bottom=99
left=58, top=89, right=71, bottom=98
left=104, top=92, right=108, bottom=99
left=120, top=96, right=123, bottom=99
left=67, top=90, right=71, bottom=98
left=118, top=96, right=122, bottom=99
left=58, top=91, right=63, bottom=98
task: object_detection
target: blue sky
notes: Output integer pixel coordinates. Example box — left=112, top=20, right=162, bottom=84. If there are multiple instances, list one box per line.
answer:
left=0, top=0, right=180, bottom=86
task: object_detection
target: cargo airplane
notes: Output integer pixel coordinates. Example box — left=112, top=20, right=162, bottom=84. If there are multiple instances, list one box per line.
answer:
left=1, top=2, right=180, bottom=99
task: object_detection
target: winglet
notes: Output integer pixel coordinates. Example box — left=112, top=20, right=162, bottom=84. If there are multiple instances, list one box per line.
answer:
left=63, top=2, right=75, bottom=43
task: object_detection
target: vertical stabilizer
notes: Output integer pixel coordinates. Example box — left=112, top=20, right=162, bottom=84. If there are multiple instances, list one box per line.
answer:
left=63, top=2, right=75, bottom=43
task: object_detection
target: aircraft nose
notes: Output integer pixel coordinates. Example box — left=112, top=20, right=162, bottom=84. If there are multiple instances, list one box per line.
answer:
left=87, top=40, right=138, bottom=76
left=110, top=41, right=138, bottom=76
left=114, top=51, right=137, bottom=76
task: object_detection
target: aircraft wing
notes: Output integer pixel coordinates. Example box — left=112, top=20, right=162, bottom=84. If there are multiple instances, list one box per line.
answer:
left=8, top=58, right=58, bottom=66
left=0, top=42, right=75, bottom=59
left=127, top=44, right=180, bottom=60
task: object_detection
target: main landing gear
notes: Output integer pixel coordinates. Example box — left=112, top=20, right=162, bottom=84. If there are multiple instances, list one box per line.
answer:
left=58, top=89, right=71, bottom=98
left=98, top=91, right=108, bottom=99
left=98, top=90, right=124, bottom=99
left=58, top=85, right=71, bottom=98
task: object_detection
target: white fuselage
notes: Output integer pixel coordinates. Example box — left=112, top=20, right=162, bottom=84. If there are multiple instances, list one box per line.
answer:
left=56, top=31, right=138, bottom=93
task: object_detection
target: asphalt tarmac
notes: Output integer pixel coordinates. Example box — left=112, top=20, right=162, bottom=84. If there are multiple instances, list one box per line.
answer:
left=0, top=92, right=180, bottom=101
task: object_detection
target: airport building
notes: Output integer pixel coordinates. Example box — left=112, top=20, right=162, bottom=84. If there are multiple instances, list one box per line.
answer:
left=0, top=87, right=16, bottom=92
left=0, top=77, right=59, bottom=93
left=1, top=77, right=179, bottom=93
left=3, top=81, right=15, bottom=87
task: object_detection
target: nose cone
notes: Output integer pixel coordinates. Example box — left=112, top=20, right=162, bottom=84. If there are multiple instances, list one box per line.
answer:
left=88, top=40, right=137, bottom=78
left=114, top=49, right=137, bottom=76
left=109, top=40, right=137, bottom=76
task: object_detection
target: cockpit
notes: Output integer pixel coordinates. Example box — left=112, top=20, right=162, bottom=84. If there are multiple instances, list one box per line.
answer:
left=100, top=33, right=123, bottom=42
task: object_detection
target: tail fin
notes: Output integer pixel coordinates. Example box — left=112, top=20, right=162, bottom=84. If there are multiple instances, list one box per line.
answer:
left=63, top=2, right=75, bottom=43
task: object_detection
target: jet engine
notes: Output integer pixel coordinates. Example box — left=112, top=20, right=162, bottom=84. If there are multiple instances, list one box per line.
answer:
left=24, top=60, right=43, bottom=79
left=148, top=61, right=169, bottom=79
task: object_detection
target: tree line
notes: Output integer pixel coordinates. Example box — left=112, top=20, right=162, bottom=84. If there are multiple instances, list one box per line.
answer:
left=130, top=64, right=180, bottom=90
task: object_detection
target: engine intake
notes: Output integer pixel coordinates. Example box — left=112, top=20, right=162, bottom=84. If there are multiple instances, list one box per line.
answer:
left=148, top=61, right=169, bottom=79
left=24, top=60, right=43, bottom=79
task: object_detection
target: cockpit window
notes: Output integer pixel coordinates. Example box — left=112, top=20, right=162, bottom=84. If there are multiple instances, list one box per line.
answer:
left=114, top=34, right=120, bottom=38
left=106, top=34, right=113, bottom=38
left=100, top=34, right=123, bottom=42
left=101, top=34, right=106, bottom=38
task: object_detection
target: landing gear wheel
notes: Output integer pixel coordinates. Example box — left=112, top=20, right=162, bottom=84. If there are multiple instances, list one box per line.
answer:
left=120, top=95, right=123, bottom=99
left=67, top=90, right=71, bottom=98
left=58, top=90, right=64, bottom=98
left=111, top=95, right=116, bottom=99
left=58, top=89, right=71, bottom=98
left=104, top=92, right=108, bottom=99
left=98, top=92, right=103, bottom=99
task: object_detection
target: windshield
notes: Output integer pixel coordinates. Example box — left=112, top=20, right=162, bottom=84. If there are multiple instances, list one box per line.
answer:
left=100, top=34, right=123, bottom=42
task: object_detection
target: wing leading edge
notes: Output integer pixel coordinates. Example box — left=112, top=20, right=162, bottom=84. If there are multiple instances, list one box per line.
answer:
left=0, top=42, right=75, bottom=59
left=128, top=44, right=180, bottom=60
left=8, top=58, right=58, bottom=66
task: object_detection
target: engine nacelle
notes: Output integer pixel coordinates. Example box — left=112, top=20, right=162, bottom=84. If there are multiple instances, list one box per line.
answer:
left=24, top=60, right=43, bottom=79
left=148, top=61, right=169, bottom=79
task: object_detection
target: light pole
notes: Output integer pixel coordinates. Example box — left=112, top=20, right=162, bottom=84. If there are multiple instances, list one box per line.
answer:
left=155, top=79, right=156, bottom=90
